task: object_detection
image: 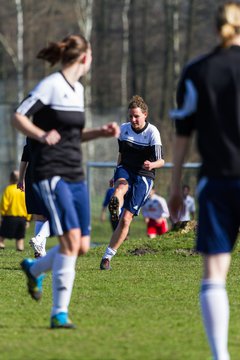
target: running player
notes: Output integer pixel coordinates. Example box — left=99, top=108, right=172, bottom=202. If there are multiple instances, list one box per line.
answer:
left=169, top=2, right=240, bottom=359
left=100, top=95, right=165, bottom=270
left=13, top=34, right=119, bottom=328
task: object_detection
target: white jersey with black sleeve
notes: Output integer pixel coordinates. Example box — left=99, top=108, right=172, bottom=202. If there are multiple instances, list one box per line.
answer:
left=142, top=194, right=170, bottom=220
left=118, top=121, right=163, bottom=179
left=16, top=71, right=85, bottom=182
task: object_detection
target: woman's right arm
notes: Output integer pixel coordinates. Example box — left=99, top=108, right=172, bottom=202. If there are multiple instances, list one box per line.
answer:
left=13, top=113, right=46, bottom=142
left=13, top=112, right=61, bottom=145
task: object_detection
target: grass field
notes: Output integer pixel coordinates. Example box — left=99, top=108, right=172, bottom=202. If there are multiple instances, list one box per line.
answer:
left=0, top=217, right=240, bottom=360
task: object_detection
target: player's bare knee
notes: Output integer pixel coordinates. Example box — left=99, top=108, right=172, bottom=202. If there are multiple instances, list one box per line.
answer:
left=115, top=179, right=128, bottom=189
left=78, top=236, right=90, bottom=256
left=61, top=229, right=81, bottom=254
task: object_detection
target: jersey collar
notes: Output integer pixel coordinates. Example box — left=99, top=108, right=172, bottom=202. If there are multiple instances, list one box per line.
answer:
left=131, top=121, right=149, bottom=134
left=59, top=71, right=76, bottom=91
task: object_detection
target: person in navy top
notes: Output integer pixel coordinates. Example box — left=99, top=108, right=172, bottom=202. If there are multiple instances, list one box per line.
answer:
left=169, top=2, right=240, bottom=359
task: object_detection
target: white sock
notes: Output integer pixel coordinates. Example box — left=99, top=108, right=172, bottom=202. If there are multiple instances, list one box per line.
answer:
left=200, top=279, right=230, bottom=360
left=51, top=252, right=77, bottom=316
left=42, top=237, right=47, bottom=251
left=30, top=245, right=60, bottom=277
left=102, top=246, right=117, bottom=261
left=35, top=221, right=44, bottom=236
left=35, top=220, right=50, bottom=241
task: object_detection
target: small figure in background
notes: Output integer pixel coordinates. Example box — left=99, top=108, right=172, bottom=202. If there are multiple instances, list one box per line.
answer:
left=142, top=187, right=169, bottom=238
left=171, top=184, right=196, bottom=231
left=0, top=170, right=31, bottom=251
left=179, top=184, right=196, bottom=224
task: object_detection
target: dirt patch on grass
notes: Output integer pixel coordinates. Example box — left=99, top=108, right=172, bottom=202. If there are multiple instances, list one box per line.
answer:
left=129, top=247, right=157, bottom=256
left=175, top=248, right=199, bottom=256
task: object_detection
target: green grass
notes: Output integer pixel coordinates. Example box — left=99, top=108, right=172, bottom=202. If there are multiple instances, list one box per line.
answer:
left=0, top=218, right=240, bottom=360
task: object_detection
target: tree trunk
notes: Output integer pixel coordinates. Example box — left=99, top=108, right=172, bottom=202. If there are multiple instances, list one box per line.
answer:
left=75, top=0, right=94, bottom=157
left=172, top=0, right=180, bottom=106
left=160, top=0, right=173, bottom=121
left=121, top=0, right=130, bottom=108
left=15, top=0, right=24, bottom=165
left=184, top=0, right=195, bottom=63
left=129, top=0, right=137, bottom=95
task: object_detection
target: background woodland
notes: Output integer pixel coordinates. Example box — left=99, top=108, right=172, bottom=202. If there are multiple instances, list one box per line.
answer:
left=0, top=0, right=226, bottom=190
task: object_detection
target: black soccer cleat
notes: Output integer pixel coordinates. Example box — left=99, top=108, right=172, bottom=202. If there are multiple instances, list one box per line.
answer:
left=100, top=258, right=111, bottom=270
left=108, top=196, right=120, bottom=222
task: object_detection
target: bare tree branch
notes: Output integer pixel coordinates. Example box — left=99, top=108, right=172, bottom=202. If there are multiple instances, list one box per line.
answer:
left=0, top=33, right=17, bottom=69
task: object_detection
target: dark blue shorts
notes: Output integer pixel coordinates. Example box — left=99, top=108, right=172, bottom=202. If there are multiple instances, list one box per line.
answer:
left=33, top=177, right=90, bottom=237
left=196, top=177, right=240, bottom=254
left=25, top=169, right=43, bottom=215
left=114, top=166, right=153, bottom=216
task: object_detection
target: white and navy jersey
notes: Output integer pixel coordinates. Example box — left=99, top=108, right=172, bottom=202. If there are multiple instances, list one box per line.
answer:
left=142, top=194, right=169, bottom=220
left=16, top=71, right=85, bottom=182
left=118, top=121, right=163, bottom=179
left=170, top=45, right=240, bottom=178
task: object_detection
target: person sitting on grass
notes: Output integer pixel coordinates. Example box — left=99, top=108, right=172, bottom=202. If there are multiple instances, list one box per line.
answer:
left=141, top=186, right=169, bottom=238
left=100, top=95, right=165, bottom=270
left=171, top=184, right=196, bottom=231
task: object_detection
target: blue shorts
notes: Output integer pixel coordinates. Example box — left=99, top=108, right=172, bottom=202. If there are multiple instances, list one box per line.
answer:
left=25, top=168, right=43, bottom=215
left=114, top=166, right=153, bottom=216
left=33, top=177, right=90, bottom=237
left=196, top=177, right=240, bottom=254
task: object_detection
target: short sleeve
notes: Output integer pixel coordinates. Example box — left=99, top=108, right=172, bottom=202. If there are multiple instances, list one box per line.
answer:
left=16, top=76, right=53, bottom=116
left=29, top=76, right=53, bottom=105
left=150, top=125, right=162, bottom=146
left=170, top=65, right=198, bottom=136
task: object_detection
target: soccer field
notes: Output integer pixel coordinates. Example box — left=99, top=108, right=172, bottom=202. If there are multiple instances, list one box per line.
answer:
left=0, top=219, right=239, bottom=360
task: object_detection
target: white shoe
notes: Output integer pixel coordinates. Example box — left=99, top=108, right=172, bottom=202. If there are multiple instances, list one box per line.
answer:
left=29, top=237, right=46, bottom=257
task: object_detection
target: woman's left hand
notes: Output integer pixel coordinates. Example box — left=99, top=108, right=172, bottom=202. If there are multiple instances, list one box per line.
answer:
left=101, top=122, right=120, bottom=138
